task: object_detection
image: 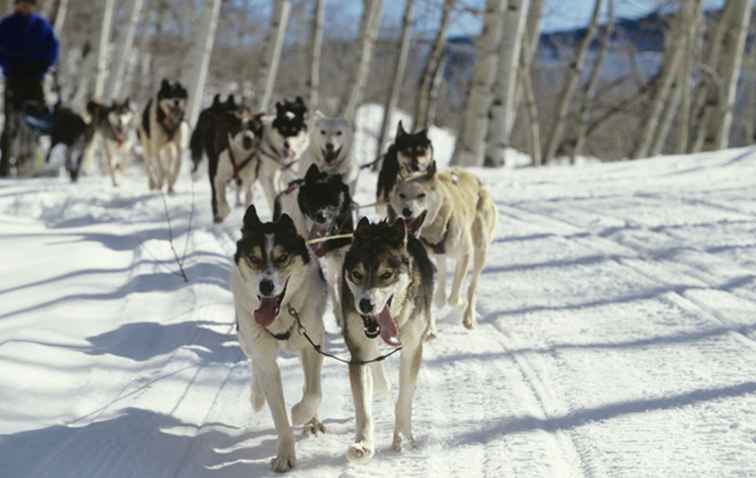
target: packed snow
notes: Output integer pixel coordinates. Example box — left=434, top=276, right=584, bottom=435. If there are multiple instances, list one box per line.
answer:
left=1, top=123, right=755, bottom=477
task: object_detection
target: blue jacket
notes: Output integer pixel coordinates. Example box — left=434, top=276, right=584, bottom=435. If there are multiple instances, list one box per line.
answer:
left=0, top=12, right=58, bottom=79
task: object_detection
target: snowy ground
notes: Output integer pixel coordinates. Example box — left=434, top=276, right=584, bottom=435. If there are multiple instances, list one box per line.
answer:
left=1, top=144, right=756, bottom=478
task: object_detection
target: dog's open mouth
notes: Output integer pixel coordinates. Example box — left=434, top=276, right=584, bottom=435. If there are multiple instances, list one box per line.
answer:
left=406, top=210, right=427, bottom=236
left=322, top=147, right=342, bottom=164
left=254, top=283, right=288, bottom=327
left=361, top=298, right=400, bottom=346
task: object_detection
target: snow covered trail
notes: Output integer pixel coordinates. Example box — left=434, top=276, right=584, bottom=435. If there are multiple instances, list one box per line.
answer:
left=1, top=147, right=756, bottom=477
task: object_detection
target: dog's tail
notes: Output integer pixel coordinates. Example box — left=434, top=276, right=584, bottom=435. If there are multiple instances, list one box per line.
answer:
left=189, top=113, right=210, bottom=174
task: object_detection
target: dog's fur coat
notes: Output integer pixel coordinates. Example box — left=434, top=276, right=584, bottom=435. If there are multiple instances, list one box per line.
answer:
left=341, top=218, right=435, bottom=464
left=81, top=99, right=136, bottom=187
left=44, top=104, right=91, bottom=182
left=275, top=164, right=354, bottom=326
left=390, top=163, right=496, bottom=330
left=300, top=111, right=357, bottom=195
left=231, top=205, right=328, bottom=473
left=376, top=121, right=434, bottom=210
left=138, top=79, right=189, bottom=193
left=190, top=94, right=245, bottom=175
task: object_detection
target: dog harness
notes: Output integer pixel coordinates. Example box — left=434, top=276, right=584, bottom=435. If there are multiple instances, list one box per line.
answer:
left=227, top=143, right=258, bottom=186
left=422, top=219, right=451, bottom=255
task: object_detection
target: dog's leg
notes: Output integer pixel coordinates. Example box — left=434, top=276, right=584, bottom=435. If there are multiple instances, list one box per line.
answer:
left=213, top=173, right=231, bottom=223
left=292, top=342, right=324, bottom=435
left=370, top=362, right=391, bottom=399
left=448, top=253, right=470, bottom=308
left=347, top=360, right=375, bottom=464
left=249, top=360, right=266, bottom=412
left=463, top=221, right=488, bottom=330
left=103, top=140, right=118, bottom=187
left=167, top=143, right=181, bottom=195
left=254, top=352, right=297, bottom=472
left=393, top=336, right=423, bottom=452
left=434, top=254, right=447, bottom=309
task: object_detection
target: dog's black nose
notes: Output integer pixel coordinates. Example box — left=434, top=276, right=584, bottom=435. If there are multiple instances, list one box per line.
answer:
left=402, top=208, right=413, bottom=218
left=325, top=142, right=334, bottom=151
left=315, top=212, right=327, bottom=224
left=359, top=299, right=374, bottom=314
left=259, top=279, right=274, bottom=296
left=242, top=136, right=253, bottom=149
left=283, top=140, right=290, bottom=149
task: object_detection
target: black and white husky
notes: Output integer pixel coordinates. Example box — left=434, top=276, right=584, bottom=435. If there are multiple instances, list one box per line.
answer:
left=82, top=99, right=136, bottom=187
left=44, top=104, right=90, bottom=182
left=300, top=111, right=357, bottom=195
left=231, top=205, right=328, bottom=473
left=376, top=121, right=435, bottom=210
left=275, top=164, right=354, bottom=325
left=256, top=97, right=310, bottom=208
left=208, top=109, right=264, bottom=223
left=138, top=79, right=189, bottom=193
left=341, top=217, right=435, bottom=464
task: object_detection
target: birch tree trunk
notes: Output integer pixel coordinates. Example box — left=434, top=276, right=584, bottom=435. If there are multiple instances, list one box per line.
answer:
left=524, top=0, right=543, bottom=63
left=450, top=0, right=506, bottom=167
left=50, top=0, right=68, bottom=34
left=307, top=0, right=324, bottom=111
left=676, top=0, right=702, bottom=153
left=542, top=0, right=601, bottom=164
left=573, top=0, right=613, bottom=162
left=184, top=0, right=222, bottom=126
left=413, top=0, right=455, bottom=130
left=650, top=78, right=682, bottom=156
left=340, top=0, right=384, bottom=122
left=520, top=53, right=541, bottom=166
left=93, top=0, right=116, bottom=101
left=743, top=49, right=756, bottom=144
left=712, top=0, right=752, bottom=150
left=485, top=0, right=530, bottom=167
left=107, top=0, right=144, bottom=102
left=375, top=0, right=414, bottom=164
left=255, top=0, right=292, bottom=112
left=634, top=0, right=690, bottom=158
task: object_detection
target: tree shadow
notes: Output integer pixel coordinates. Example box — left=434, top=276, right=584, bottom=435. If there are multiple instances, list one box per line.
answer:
left=450, top=381, right=756, bottom=446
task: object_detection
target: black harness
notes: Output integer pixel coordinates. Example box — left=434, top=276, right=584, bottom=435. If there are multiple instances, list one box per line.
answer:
left=227, top=143, right=258, bottom=186
left=422, top=220, right=451, bottom=255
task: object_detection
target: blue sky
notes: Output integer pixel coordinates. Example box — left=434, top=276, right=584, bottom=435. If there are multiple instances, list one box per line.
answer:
left=371, top=0, right=731, bottom=37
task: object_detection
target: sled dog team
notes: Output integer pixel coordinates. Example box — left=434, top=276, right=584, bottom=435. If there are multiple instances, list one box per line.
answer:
left=69, top=79, right=496, bottom=472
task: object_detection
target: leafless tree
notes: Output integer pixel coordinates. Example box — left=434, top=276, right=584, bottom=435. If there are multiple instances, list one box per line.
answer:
left=107, top=0, right=145, bottom=102
left=184, top=0, right=222, bottom=126
left=93, top=0, right=115, bottom=101
left=375, top=0, right=414, bottom=163
left=542, top=0, right=601, bottom=164
left=413, top=0, right=455, bottom=130
left=307, top=0, right=324, bottom=111
left=451, top=0, right=506, bottom=167
left=255, top=0, right=292, bottom=112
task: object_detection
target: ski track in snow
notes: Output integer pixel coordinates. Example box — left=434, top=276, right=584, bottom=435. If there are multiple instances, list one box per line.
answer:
left=1, top=147, right=756, bottom=477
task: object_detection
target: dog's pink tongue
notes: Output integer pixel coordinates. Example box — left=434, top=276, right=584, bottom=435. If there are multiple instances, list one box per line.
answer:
left=254, top=298, right=278, bottom=327
left=377, top=306, right=400, bottom=346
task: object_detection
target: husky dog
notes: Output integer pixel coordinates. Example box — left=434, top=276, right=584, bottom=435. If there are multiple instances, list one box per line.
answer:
left=341, top=217, right=435, bottom=464
left=138, top=79, right=189, bottom=193
left=82, top=99, right=135, bottom=187
left=300, top=112, right=357, bottom=195
left=44, top=104, right=91, bottom=182
left=389, top=163, right=496, bottom=330
left=256, top=97, right=310, bottom=208
left=231, top=205, right=328, bottom=473
left=275, top=164, right=354, bottom=325
left=209, top=110, right=265, bottom=223
left=376, top=121, right=434, bottom=209
left=190, top=93, right=245, bottom=175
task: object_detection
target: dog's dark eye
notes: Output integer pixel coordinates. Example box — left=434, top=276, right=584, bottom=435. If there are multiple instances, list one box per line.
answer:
left=336, top=131, right=342, bottom=136
left=274, top=254, right=289, bottom=264
left=321, top=130, right=326, bottom=135
left=399, top=193, right=406, bottom=200
left=417, top=193, right=426, bottom=199
left=246, top=256, right=263, bottom=268
left=379, top=271, right=393, bottom=281
left=351, top=270, right=363, bottom=282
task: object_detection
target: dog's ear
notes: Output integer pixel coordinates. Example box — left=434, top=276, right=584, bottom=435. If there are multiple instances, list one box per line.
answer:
left=355, top=217, right=371, bottom=239
left=393, top=217, right=408, bottom=246
left=242, top=204, right=262, bottom=233
left=86, top=100, right=98, bottom=116
left=276, top=213, right=297, bottom=234
left=123, top=97, right=132, bottom=110
left=424, top=160, right=437, bottom=180
left=396, top=120, right=407, bottom=138
left=419, top=128, right=429, bottom=138
left=294, top=96, right=306, bottom=112
left=160, top=79, right=170, bottom=91
left=305, top=163, right=320, bottom=183
left=250, top=114, right=265, bottom=137
left=212, top=94, right=221, bottom=107
left=275, top=101, right=284, bottom=116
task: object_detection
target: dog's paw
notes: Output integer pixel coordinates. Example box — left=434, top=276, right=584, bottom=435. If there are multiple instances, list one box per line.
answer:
left=463, top=312, right=476, bottom=330
left=291, top=395, right=319, bottom=426
left=424, top=330, right=438, bottom=342
left=346, top=441, right=374, bottom=464
left=447, top=294, right=465, bottom=308
left=392, top=429, right=416, bottom=452
left=271, top=439, right=296, bottom=473
left=302, top=417, right=326, bottom=437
